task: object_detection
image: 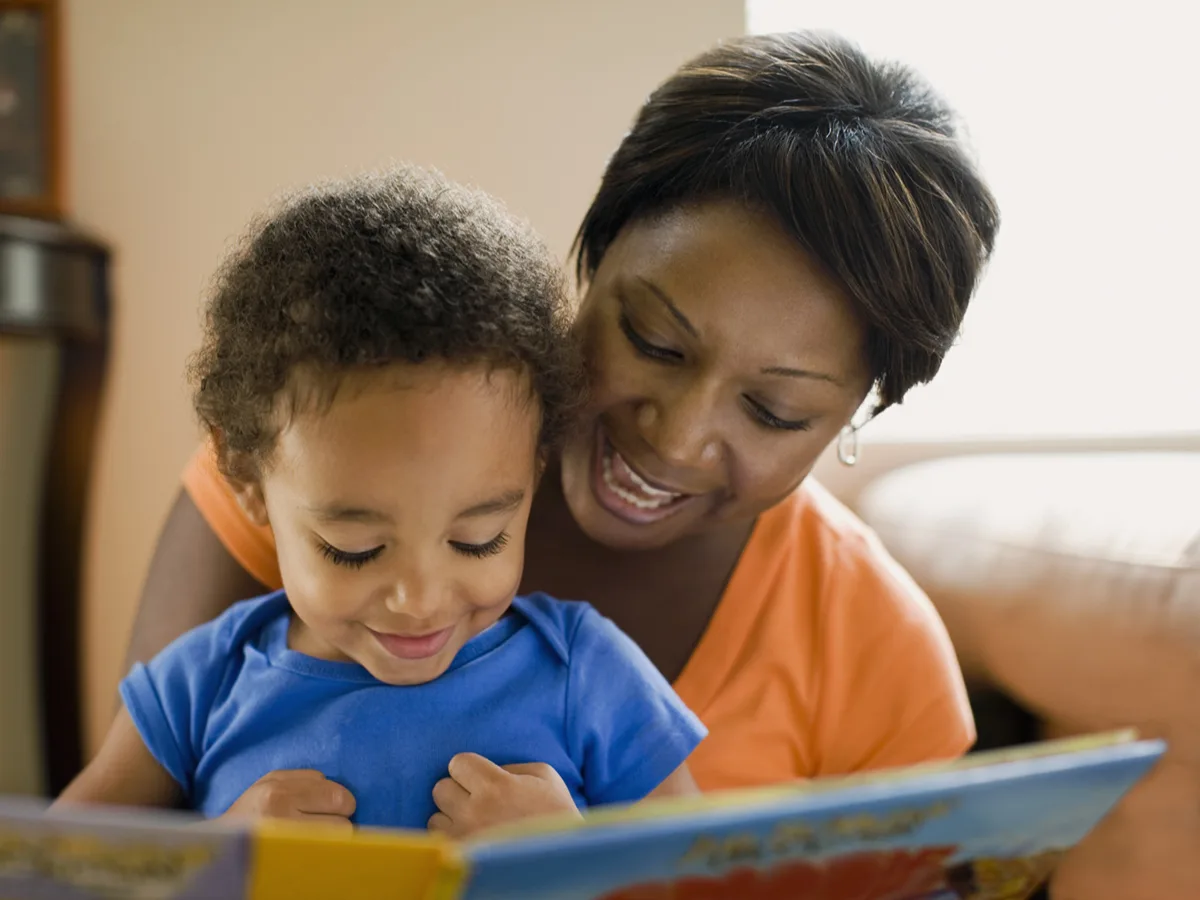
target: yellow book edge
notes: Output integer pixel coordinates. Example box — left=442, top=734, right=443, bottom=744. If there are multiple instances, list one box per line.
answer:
left=248, top=819, right=464, bottom=900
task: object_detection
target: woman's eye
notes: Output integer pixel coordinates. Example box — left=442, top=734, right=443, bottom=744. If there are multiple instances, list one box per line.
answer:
left=619, top=312, right=683, bottom=363
left=318, top=541, right=384, bottom=570
left=744, top=397, right=811, bottom=432
left=451, top=531, right=510, bottom=560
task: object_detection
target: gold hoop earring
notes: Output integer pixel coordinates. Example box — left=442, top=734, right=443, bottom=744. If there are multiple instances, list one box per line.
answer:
left=837, top=426, right=859, bottom=467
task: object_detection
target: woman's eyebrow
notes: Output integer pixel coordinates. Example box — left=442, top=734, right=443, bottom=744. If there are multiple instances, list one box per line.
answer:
left=636, top=277, right=698, bottom=338
left=634, top=276, right=843, bottom=385
left=761, top=364, right=843, bottom=386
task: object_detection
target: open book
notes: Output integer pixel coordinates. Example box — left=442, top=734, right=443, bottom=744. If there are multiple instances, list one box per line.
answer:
left=0, top=731, right=1162, bottom=900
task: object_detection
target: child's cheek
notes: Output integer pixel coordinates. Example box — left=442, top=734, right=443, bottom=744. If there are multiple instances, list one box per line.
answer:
left=473, top=542, right=526, bottom=612
left=278, top=539, right=361, bottom=623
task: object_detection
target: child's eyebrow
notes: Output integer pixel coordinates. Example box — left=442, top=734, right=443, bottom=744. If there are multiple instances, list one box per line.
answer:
left=308, top=490, right=525, bottom=524
left=456, top=489, right=526, bottom=520
left=307, top=505, right=392, bottom=524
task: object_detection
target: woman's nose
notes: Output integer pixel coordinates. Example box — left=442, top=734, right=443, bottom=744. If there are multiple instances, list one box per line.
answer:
left=635, top=379, right=723, bottom=473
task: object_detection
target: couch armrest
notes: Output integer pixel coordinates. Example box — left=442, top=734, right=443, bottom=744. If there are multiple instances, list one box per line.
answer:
left=858, top=452, right=1200, bottom=899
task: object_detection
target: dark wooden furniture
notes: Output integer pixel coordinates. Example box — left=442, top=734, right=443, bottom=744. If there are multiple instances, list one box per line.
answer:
left=0, top=213, right=109, bottom=794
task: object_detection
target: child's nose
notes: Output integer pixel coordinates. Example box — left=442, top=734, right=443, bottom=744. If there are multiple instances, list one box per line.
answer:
left=383, top=573, right=440, bottom=620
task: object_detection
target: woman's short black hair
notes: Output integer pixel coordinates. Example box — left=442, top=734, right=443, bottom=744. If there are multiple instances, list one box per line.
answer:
left=192, top=167, right=582, bottom=482
left=575, top=31, right=1000, bottom=413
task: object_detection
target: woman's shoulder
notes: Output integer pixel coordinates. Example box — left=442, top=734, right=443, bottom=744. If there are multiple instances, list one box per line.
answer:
left=749, top=482, right=972, bottom=769
left=768, top=477, right=886, bottom=550
left=688, top=482, right=972, bottom=781
left=181, top=443, right=281, bottom=589
left=741, top=478, right=940, bottom=628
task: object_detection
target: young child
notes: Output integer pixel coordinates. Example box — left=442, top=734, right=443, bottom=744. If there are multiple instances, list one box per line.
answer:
left=57, top=168, right=705, bottom=834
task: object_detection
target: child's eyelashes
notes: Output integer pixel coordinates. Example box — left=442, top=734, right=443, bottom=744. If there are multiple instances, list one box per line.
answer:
left=317, top=532, right=511, bottom=568
left=450, top=531, right=510, bottom=559
left=318, top=540, right=384, bottom=570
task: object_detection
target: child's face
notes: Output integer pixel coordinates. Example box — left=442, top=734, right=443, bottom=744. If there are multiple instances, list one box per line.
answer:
left=242, top=362, right=540, bottom=686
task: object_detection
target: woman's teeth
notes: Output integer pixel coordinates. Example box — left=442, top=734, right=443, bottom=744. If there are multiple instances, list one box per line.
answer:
left=602, top=445, right=684, bottom=509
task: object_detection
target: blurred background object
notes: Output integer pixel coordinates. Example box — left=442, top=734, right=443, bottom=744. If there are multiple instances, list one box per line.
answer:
left=0, top=0, right=63, bottom=218
left=0, top=215, right=109, bottom=796
left=1, top=0, right=109, bottom=798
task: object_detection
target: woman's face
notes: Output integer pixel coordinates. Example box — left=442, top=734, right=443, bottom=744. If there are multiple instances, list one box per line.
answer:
left=560, top=200, right=873, bottom=550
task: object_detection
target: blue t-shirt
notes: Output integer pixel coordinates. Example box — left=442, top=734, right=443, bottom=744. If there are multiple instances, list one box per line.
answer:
left=119, top=591, right=706, bottom=829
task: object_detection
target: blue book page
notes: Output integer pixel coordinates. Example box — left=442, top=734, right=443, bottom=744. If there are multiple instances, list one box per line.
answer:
left=461, top=737, right=1164, bottom=900
left=0, top=799, right=249, bottom=899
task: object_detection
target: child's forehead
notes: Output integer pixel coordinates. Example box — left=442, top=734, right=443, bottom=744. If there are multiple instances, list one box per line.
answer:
left=267, top=362, right=541, bottom=508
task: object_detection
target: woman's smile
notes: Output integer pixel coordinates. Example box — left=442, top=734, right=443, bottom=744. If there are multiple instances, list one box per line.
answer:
left=591, top=424, right=700, bottom=524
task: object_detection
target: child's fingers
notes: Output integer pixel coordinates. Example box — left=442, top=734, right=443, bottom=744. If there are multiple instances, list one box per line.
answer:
left=432, top=775, right=470, bottom=814
left=256, top=772, right=354, bottom=817
left=271, top=769, right=328, bottom=781
left=221, top=770, right=355, bottom=823
left=447, top=752, right=506, bottom=792
left=427, top=811, right=454, bottom=834
left=501, top=762, right=559, bottom=781
left=293, top=779, right=356, bottom=817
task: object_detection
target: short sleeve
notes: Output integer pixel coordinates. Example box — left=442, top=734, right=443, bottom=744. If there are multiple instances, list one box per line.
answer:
left=118, top=614, right=235, bottom=798
left=181, top=442, right=282, bottom=590
left=814, top=530, right=975, bottom=774
left=565, top=609, right=707, bottom=805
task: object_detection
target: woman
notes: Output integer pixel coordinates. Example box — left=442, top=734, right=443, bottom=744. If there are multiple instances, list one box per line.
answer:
left=126, top=31, right=998, bottom=791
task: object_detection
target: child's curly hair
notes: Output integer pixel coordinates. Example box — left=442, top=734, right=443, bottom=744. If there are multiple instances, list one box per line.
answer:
left=190, top=167, right=583, bottom=483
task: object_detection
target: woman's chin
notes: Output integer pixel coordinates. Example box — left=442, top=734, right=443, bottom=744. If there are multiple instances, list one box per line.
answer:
left=571, top=498, right=690, bottom=551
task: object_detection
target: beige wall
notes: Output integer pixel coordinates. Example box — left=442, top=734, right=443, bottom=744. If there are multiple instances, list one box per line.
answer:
left=65, top=0, right=745, bottom=754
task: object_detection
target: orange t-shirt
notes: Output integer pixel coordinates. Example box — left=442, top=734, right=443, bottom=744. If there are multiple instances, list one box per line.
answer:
left=182, top=445, right=973, bottom=790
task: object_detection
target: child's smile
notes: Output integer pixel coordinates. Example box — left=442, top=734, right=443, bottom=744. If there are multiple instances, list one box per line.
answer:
left=239, top=361, right=541, bottom=686
left=369, top=624, right=456, bottom=660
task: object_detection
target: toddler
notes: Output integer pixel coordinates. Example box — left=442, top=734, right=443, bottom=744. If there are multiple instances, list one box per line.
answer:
left=57, top=168, right=705, bottom=835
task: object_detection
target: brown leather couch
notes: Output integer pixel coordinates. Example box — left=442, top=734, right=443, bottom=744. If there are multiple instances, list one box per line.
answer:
left=857, top=451, right=1200, bottom=899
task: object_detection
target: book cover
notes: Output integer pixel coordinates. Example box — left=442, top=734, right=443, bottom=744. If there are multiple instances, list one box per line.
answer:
left=0, top=732, right=1164, bottom=900
left=0, top=798, right=247, bottom=899
left=462, top=733, right=1165, bottom=900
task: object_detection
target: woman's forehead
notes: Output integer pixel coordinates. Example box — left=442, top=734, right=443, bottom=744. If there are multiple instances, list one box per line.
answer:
left=595, top=201, right=870, bottom=384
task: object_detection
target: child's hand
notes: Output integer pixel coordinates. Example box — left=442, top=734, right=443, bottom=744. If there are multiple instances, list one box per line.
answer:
left=428, top=753, right=581, bottom=838
left=218, top=769, right=356, bottom=828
